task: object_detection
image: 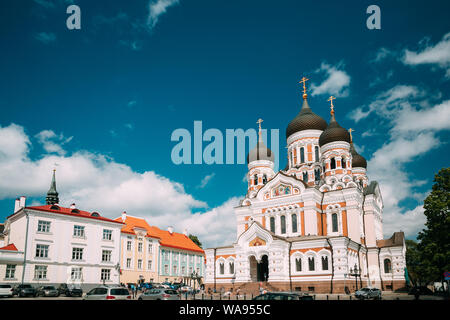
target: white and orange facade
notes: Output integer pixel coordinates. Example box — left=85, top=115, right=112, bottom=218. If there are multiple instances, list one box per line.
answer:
left=116, top=212, right=205, bottom=284
left=204, top=91, right=407, bottom=294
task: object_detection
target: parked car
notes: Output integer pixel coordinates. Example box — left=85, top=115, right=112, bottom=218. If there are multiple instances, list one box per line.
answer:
left=253, top=292, right=314, bottom=301
left=13, top=284, right=37, bottom=297
left=57, top=283, right=83, bottom=297
left=180, top=285, right=193, bottom=293
left=355, top=287, right=382, bottom=300
left=138, top=288, right=180, bottom=300
left=37, top=286, right=60, bottom=297
left=83, top=286, right=131, bottom=300
left=0, top=284, right=14, bottom=298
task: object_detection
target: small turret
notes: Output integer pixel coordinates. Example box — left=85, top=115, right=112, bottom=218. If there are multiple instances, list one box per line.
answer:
left=45, top=169, right=59, bottom=205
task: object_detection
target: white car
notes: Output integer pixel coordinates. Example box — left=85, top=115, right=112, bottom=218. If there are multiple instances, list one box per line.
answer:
left=0, top=284, right=14, bottom=297
left=83, top=286, right=131, bottom=300
left=180, top=286, right=193, bottom=293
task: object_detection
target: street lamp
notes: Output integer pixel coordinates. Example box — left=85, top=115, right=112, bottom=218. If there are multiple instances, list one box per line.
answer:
left=190, top=271, right=199, bottom=298
left=349, top=264, right=361, bottom=291
left=231, top=275, right=236, bottom=295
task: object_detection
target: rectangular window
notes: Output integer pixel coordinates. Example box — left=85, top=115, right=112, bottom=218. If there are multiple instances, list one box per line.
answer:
left=148, top=243, right=153, bottom=254
left=127, top=241, right=132, bottom=251
left=103, top=229, right=112, bottom=240
left=35, top=244, right=49, bottom=258
left=73, top=225, right=85, bottom=237
left=138, top=259, right=142, bottom=269
left=37, top=220, right=51, bottom=233
left=71, top=267, right=82, bottom=280
left=196, top=267, right=200, bottom=274
left=102, top=250, right=111, bottom=262
left=181, top=266, right=185, bottom=275
left=164, top=265, right=168, bottom=274
left=138, top=242, right=143, bottom=252
left=147, top=260, right=152, bottom=270
left=173, top=265, right=177, bottom=275
left=5, top=265, right=16, bottom=279
left=72, top=248, right=83, bottom=260
left=34, top=265, right=47, bottom=280
left=101, top=269, right=110, bottom=281
left=189, top=267, right=193, bottom=274
left=126, top=258, right=131, bottom=268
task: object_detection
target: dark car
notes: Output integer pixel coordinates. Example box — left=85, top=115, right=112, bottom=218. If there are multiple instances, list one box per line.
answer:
left=13, top=284, right=37, bottom=297
left=408, top=286, right=434, bottom=295
left=253, top=292, right=314, bottom=301
left=37, top=286, right=60, bottom=297
left=57, top=283, right=83, bottom=297
left=355, top=287, right=382, bottom=300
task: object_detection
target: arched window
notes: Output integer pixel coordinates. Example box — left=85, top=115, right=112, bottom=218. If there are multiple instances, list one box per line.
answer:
left=280, top=216, right=286, bottom=234
left=330, top=158, right=336, bottom=170
left=300, top=147, right=305, bottom=163
left=384, top=259, right=392, bottom=273
left=308, top=257, right=315, bottom=271
left=315, top=168, right=321, bottom=182
left=291, top=214, right=298, bottom=233
left=293, top=149, right=297, bottom=165
left=262, top=174, right=267, bottom=184
left=303, top=171, right=308, bottom=183
left=295, top=258, right=302, bottom=272
left=253, top=174, right=258, bottom=185
left=315, top=146, right=320, bottom=162
left=321, top=256, right=329, bottom=270
left=219, top=262, right=224, bottom=275
left=359, top=179, right=364, bottom=188
left=270, top=217, right=275, bottom=233
left=229, top=262, right=234, bottom=274
left=342, top=158, right=346, bottom=169
left=332, top=213, right=338, bottom=233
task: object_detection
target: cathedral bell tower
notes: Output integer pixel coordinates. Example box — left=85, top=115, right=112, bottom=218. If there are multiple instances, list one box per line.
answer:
left=45, top=169, right=59, bottom=205
left=246, top=119, right=275, bottom=197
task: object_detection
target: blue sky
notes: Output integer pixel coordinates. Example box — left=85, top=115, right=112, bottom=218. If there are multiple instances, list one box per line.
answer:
left=0, top=0, right=449, bottom=247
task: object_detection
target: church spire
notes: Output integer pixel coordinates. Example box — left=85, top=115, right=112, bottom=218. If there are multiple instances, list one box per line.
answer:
left=45, top=169, right=59, bottom=205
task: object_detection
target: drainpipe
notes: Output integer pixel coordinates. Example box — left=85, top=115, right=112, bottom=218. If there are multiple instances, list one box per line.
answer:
left=288, top=241, right=292, bottom=291
left=213, top=248, right=216, bottom=292
left=377, top=248, right=384, bottom=290
left=326, top=238, right=334, bottom=294
left=21, top=211, right=30, bottom=285
left=361, top=193, right=370, bottom=287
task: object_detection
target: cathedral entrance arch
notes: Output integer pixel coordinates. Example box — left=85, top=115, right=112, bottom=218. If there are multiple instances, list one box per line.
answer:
left=249, top=255, right=269, bottom=282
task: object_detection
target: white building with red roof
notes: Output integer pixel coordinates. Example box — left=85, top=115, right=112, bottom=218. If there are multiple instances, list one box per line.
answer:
left=0, top=171, right=124, bottom=290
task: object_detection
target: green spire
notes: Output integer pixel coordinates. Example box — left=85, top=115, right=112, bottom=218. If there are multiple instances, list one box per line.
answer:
left=45, top=169, right=59, bottom=205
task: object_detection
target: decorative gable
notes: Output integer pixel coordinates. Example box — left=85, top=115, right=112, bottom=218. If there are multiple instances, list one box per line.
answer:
left=249, top=236, right=266, bottom=247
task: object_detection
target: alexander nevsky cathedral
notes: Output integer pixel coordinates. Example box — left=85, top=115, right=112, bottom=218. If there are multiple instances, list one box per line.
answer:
left=204, top=78, right=407, bottom=294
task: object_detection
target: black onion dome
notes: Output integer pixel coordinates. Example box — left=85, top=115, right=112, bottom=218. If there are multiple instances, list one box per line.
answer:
left=350, top=142, right=367, bottom=168
left=286, top=98, right=327, bottom=138
left=247, top=139, right=274, bottom=163
left=319, top=113, right=351, bottom=147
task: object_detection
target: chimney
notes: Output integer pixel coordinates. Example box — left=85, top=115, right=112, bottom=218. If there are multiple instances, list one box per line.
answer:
left=14, top=198, right=20, bottom=213
left=183, top=229, right=188, bottom=236
left=168, top=226, right=174, bottom=234
left=70, top=203, right=76, bottom=209
left=121, top=211, right=127, bottom=222
left=19, top=196, right=26, bottom=209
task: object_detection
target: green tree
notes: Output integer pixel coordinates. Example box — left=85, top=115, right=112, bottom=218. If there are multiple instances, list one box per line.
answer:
left=189, top=234, right=202, bottom=248
left=405, top=239, right=429, bottom=286
left=417, top=168, right=450, bottom=285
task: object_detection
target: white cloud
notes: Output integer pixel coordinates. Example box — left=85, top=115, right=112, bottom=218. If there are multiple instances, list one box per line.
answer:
left=35, top=130, right=73, bottom=156
left=360, top=83, right=450, bottom=239
left=147, top=0, right=180, bottom=30
left=371, top=47, right=395, bottom=63
left=310, top=62, right=351, bottom=97
left=403, top=32, right=450, bottom=77
left=34, top=32, right=56, bottom=44
left=0, top=123, right=241, bottom=248
left=197, top=173, right=215, bottom=189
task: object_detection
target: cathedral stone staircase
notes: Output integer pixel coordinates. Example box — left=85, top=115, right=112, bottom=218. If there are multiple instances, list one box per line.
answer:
left=236, top=281, right=279, bottom=295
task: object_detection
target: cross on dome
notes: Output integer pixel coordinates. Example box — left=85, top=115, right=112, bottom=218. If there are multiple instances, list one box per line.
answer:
left=348, top=128, right=355, bottom=142
left=327, top=96, right=336, bottom=115
left=298, top=77, right=309, bottom=99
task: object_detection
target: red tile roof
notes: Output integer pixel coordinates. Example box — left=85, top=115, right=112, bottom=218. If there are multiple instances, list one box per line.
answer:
left=115, top=215, right=204, bottom=254
left=16, top=205, right=124, bottom=224
left=0, top=243, right=18, bottom=251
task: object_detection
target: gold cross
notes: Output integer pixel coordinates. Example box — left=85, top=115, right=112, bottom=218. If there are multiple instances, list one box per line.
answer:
left=256, top=118, right=263, bottom=132
left=348, top=128, right=355, bottom=142
left=298, top=77, right=309, bottom=96
left=327, top=96, right=336, bottom=114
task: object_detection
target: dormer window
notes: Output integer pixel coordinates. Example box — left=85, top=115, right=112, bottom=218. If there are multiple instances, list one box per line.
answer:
left=50, top=205, right=60, bottom=210
left=91, top=212, right=100, bottom=217
left=71, top=209, right=80, bottom=214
